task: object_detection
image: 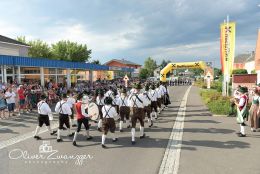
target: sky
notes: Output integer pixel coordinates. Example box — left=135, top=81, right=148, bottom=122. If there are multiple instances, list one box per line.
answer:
left=0, top=0, right=260, bottom=67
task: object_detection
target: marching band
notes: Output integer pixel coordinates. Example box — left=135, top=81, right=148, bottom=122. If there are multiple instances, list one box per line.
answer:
left=35, top=81, right=171, bottom=148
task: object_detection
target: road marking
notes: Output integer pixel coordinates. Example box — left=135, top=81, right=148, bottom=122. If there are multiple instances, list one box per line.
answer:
left=0, top=121, right=59, bottom=150
left=159, top=86, right=192, bottom=174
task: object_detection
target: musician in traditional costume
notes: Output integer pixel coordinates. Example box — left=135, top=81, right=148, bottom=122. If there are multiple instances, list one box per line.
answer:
left=249, top=88, right=260, bottom=132
left=150, top=84, right=158, bottom=120
left=72, top=94, right=93, bottom=146
left=129, top=83, right=146, bottom=145
left=117, top=88, right=131, bottom=132
left=235, top=87, right=249, bottom=137
left=67, top=90, right=77, bottom=127
left=55, top=94, right=74, bottom=142
left=143, top=85, right=153, bottom=127
left=155, top=83, right=162, bottom=114
left=96, top=89, right=105, bottom=132
left=101, top=97, right=118, bottom=148
left=34, top=94, right=57, bottom=140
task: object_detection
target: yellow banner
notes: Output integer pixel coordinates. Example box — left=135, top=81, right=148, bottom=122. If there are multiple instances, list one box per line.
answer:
left=106, top=71, right=114, bottom=80
left=220, top=22, right=236, bottom=75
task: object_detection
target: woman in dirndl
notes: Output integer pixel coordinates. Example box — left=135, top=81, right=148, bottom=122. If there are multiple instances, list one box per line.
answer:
left=249, top=88, right=260, bottom=132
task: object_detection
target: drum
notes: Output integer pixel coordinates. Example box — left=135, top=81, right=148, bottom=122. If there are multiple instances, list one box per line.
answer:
left=88, top=102, right=99, bottom=121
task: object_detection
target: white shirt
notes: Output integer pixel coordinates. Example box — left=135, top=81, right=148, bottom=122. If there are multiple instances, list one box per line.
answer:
left=160, top=85, right=167, bottom=95
left=67, top=97, right=76, bottom=108
left=149, top=90, right=158, bottom=102
left=156, top=88, right=162, bottom=98
left=143, top=91, right=152, bottom=106
left=5, top=91, right=16, bottom=104
left=96, top=96, right=105, bottom=106
left=55, top=100, right=72, bottom=115
left=105, top=90, right=114, bottom=99
left=102, top=105, right=117, bottom=118
left=38, top=101, right=52, bottom=115
left=117, top=95, right=129, bottom=107
left=129, top=93, right=146, bottom=108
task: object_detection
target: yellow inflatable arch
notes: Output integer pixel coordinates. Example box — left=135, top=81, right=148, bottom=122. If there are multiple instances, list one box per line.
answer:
left=160, top=61, right=206, bottom=82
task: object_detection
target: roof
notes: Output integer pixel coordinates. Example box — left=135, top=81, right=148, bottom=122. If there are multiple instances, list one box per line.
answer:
left=0, top=35, right=30, bottom=47
left=105, top=59, right=141, bottom=66
left=234, top=52, right=255, bottom=63
left=0, top=55, right=134, bottom=72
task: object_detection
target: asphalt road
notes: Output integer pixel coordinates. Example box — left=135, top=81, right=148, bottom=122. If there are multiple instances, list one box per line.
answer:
left=0, top=86, right=189, bottom=174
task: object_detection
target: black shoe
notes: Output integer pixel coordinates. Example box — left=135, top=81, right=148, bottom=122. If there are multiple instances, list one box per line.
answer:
left=119, top=129, right=123, bottom=132
left=149, top=122, right=153, bottom=128
left=112, top=138, right=118, bottom=142
left=57, top=138, right=63, bottom=142
left=62, top=127, right=67, bottom=130
left=72, top=124, right=77, bottom=127
left=238, top=134, right=246, bottom=137
left=131, top=141, right=136, bottom=145
left=140, top=134, right=146, bottom=139
left=50, top=130, right=57, bottom=135
left=73, top=141, right=77, bottom=146
left=86, top=136, right=93, bottom=140
left=34, top=136, right=41, bottom=140
left=102, top=144, right=107, bottom=148
left=98, top=128, right=102, bottom=132
left=68, top=133, right=75, bottom=137
left=127, top=125, right=131, bottom=129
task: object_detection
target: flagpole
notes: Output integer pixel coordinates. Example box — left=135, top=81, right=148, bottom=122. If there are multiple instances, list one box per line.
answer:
left=226, top=15, right=230, bottom=96
left=222, top=19, right=227, bottom=96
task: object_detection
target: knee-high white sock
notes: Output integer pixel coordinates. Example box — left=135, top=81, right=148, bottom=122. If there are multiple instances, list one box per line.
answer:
left=155, top=112, right=158, bottom=119
left=111, top=133, right=116, bottom=140
left=119, top=121, right=123, bottom=130
left=69, top=118, right=72, bottom=125
left=140, top=126, right=144, bottom=136
left=57, top=129, right=61, bottom=139
left=47, top=126, right=52, bottom=133
left=151, top=112, right=154, bottom=120
left=102, top=134, right=106, bottom=145
left=131, top=128, right=135, bottom=142
left=34, top=126, right=40, bottom=136
left=98, top=119, right=102, bottom=128
left=241, top=125, right=245, bottom=135
left=126, top=119, right=130, bottom=126
left=67, top=128, right=71, bottom=135
left=85, top=130, right=90, bottom=138
left=73, top=132, right=78, bottom=142
left=148, top=118, right=151, bottom=123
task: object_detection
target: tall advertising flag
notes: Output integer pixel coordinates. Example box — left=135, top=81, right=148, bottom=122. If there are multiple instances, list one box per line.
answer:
left=220, top=22, right=236, bottom=76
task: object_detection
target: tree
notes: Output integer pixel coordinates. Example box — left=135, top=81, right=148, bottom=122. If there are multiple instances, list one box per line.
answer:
left=160, top=59, right=171, bottom=69
left=139, top=68, right=149, bottom=79
left=214, top=68, right=222, bottom=77
left=51, top=40, right=91, bottom=62
left=144, top=57, right=157, bottom=77
left=232, top=69, right=248, bottom=75
left=17, top=36, right=52, bottom=58
left=91, top=60, right=101, bottom=65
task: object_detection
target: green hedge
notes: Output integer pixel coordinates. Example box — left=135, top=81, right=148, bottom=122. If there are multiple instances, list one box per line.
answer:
left=200, top=89, right=231, bottom=115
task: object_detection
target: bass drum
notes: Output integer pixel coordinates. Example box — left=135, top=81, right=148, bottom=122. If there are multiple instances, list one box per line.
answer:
left=88, top=102, right=99, bottom=121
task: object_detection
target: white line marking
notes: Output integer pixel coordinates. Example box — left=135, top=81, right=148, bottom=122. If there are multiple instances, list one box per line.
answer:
left=159, top=86, right=192, bottom=174
left=0, top=121, right=59, bottom=150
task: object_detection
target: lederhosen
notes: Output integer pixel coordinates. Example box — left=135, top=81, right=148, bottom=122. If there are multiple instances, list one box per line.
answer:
left=144, top=93, right=152, bottom=119
left=150, top=91, right=158, bottom=112
left=97, top=97, right=104, bottom=119
left=58, top=101, right=70, bottom=129
left=38, top=101, right=50, bottom=127
left=119, top=97, right=130, bottom=121
left=102, top=106, right=116, bottom=134
left=131, top=95, right=145, bottom=128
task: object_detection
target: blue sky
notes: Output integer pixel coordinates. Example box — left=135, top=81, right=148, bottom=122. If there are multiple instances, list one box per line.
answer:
left=1, top=0, right=260, bottom=67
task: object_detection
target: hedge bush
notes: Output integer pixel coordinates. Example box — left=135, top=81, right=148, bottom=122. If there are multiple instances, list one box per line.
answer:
left=200, top=89, right=231, bottom=115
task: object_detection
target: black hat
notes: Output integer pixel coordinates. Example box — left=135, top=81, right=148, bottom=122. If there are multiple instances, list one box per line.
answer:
left=62, top=93, right=68, bottom=99
left=104, top=97, right=113, bottom=105
left=150, top=84, right=156, bottom=90
left=121, top=88, right=127, bottom=93
left=40, top=94, right=47, bottom=100
left=134, top=83, right=142, bottom=90
left=238, top=87, right=248, bottom=94
left=145, top=85, right=150, bottom=91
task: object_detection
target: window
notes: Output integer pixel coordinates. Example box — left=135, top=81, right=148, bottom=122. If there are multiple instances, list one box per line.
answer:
left=20, top=67, right=40, bottom=74
left=57, top=69, right=67, bottom=74
left=44, top=68, right=56, bottom=74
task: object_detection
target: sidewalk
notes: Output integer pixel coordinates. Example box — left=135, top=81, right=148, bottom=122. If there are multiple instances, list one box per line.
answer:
left=178, top=86, right=260, bottom=174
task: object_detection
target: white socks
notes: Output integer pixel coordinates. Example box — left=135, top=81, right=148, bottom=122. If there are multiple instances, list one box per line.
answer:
left=240, top=125, right=245, bottom=135
left=131, top=128, right=135, bottom=141
left=126, top=120, right=130, bottom=127
left=98, top=119, right=102, bottom=128
left=102, top=134, right=106, bottom=145
left=85, top=130, right=90, bottom=138
left=119, top=121, right=123, bottom=130
left=57, top=129, right=61, bottom=139
left=73, top=132, right=78, bottom=142
left=111, top=133, right=116, bottom=140
left=34, top=126, right=40, bottom=136
left=154, top=112, right=158, bottom=119
left=140, top=126, right=144, bottom=136
left=47, top=126, right=52, bottom=133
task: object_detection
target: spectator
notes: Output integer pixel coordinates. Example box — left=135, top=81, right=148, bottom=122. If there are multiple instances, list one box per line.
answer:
left=5, top=87, right=16, bottom=117
left=0, top=90, right=7, bottom=118
left=17, top=85, right=26, bottom=116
